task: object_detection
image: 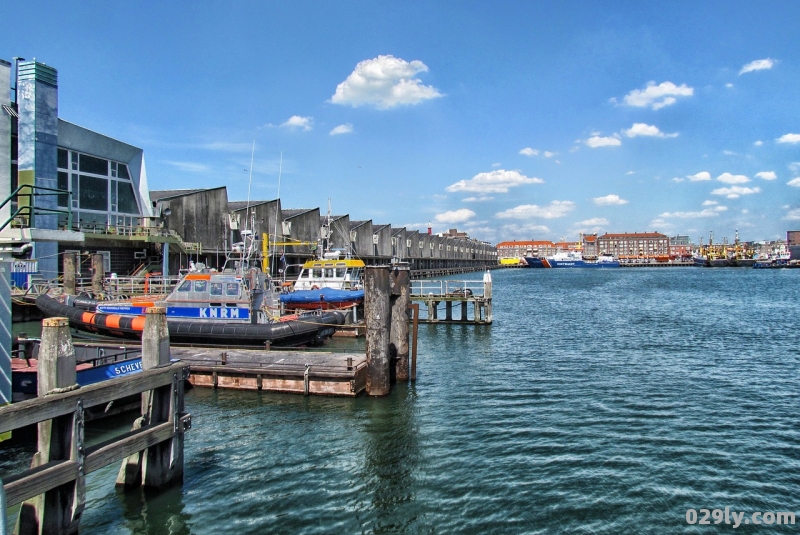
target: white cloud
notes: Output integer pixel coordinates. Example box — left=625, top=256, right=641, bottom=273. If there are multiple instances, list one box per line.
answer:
left=784, top=209, right=800, bottom=221
left=434, top=209, right=475, bottom=224
left=672, top=177, right=684, bottom=183
left=777, top=133, right=800, bottom=144
left=281, top=115, right=313, bottom=131
left=688, top=171, right=712, bottom=182
left=788, top=178, right=800, bottom=187
left=463, top=196, right=494, bottom=202
left=593, top=194, right=629, bottom=206
left=499, top=223, right=551, bottom=237
left=576, top=218, right=609, bottom=226
left=739, top=58, right=775, bottom=75
left=755, top=171, right=776, bottom=180
left=711, top=186, right=761, bottom=198
left=445, top=169, right=543, bottom=194
left=722, top=150, right=736, bottom=156
left=717, top=172, right=750, bottom=184
left=586, top=135, right=621, bottom=148
left=622, top=81, right=693, bottom=110
left=790, top=163, right=800, bottom=173
left=544, top=151, right=556, bottom=158
left=626, top=171, right=635, bottom=175
left=754, top=140, right=763, bottom=146
left=624, top=123, right=678, bottom=138
left=725, top=83, right=734, bottom=88
left=330, top=55, right=443, bottom=109
left=659, top=207, right=727, bottom=218
left=329, top=123, right=353, bottom=135
left=491, top=162, right=502, bottom=167
left=702, top=200, right=718, bottom=206
left=519, top=147, right=539, bottom=157
left=495, top=200, right=575, bottom=219
left=163, top=161, right=211, bottom=173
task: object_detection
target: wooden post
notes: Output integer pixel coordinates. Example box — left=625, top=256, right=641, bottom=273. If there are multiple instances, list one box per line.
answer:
left=364, top=266, right=391, bottom=396
left=17, top=317, right=84, bottom=535
left=116, top=307, right=183, bottom=489
left=91, top=254, right=104, bottom=295
left=389, top=266, right=410, bottom=382
left=62, top=253, right=76, bottom=296
left=483, top=271, right=493, bottom=323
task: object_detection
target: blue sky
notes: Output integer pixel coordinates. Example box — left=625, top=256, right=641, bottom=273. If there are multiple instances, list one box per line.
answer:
left=4, top=1, right=799, bottom=243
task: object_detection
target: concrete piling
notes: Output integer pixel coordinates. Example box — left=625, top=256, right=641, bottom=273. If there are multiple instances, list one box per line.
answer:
left=91, top=254, right=104, bottom=295
left=62, top=253, right=76, bottom=296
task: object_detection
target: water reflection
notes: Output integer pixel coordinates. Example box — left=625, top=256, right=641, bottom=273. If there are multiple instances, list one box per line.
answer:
left=359, top=382, right=420, bottom=534
left=115, top=486, right=192, bottom=535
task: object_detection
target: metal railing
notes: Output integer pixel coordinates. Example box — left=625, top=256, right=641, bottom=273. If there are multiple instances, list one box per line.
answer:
left=411, top=279, right=486, bottom=297
left=0, top=184, right=73, bottom=232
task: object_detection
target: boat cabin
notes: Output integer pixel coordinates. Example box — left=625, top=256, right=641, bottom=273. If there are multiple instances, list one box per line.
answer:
left=293, top=258, right=365, bottom=291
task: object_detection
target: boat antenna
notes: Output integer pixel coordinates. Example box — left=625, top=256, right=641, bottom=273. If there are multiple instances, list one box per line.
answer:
left=272, top=151, right=283, bottom=280
left=244, top=140, right=256, bottom=263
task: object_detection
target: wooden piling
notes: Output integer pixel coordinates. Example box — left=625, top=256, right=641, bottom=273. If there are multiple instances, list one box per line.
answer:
left=62, top=253, right=76, bottom=296
left=91, top=254, right=104, bottom=295
left=17, top=317, right=84, bottom=535
left=364, top=266, right=391, bottom=396
left=117, top=307, right=183, bottom=489
left=389, top=266, right=411, bottom=382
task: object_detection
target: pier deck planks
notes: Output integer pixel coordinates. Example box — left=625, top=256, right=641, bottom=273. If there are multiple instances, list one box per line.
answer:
left=170, top=347, right=367, bottom=397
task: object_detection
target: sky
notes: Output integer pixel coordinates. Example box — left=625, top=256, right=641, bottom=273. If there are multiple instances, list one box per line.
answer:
left=3, top=1, right=799, bottom=244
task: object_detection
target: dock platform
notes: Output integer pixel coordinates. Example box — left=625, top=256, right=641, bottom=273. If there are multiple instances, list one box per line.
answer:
left=170, top=347, right=367, bottom=397
left=410, top=272, right=492, bottom=324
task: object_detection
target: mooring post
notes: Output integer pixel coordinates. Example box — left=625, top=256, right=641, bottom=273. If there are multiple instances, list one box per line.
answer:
left=365, top=266, right=391, bottom=396
left=91, top=253, right=104, bottom=295
left=389, top=266, right=411, bottom=382
left=116, top=306, right=183, bottom=489
left=17, top=317, right=84, bottom=535
left=62, top=253, right=76, bottom=296
left=483, top=271, right=493, bottom=323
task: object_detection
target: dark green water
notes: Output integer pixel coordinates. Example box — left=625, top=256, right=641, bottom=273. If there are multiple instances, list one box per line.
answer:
left=4, top=268, right=799, bottom=533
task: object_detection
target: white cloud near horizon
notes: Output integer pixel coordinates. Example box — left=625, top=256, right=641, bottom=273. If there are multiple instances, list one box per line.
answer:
left=329, top=123, right=353, bottom=135
left=702, top=200, right=718, bottom=206
left=446, top=169, right=543, bottom=194
left=593, top=194, right=628, bottom=206
left=717, top=173, right=750, bottom=184
left=330, top=55, right=443, bottom=109
left=163, top=161, right=211, bottom=173
left=463, top=195, right=494, bottom=202
left=711, top=186, right=761, bottom=198
left=576, top=218, right=609, bottom=226
left=434, top=208, right=476, bottom=224
left=739, top=58, right=775, bottom=75
left=659, top=206, right=727, bottom=218
left=788, top=178, right=800, bottom=187
left=755, top=171, right=776, bottom=180
left=281, top=115, right=313, bottom=131
left=688, top=171, right=712, bottom=182
left=777, top=133, right=800, bottom=144
left=754, top=140, right=763, bottom=146
left=624, top=123, right=678, bottom=138
left=784, top=208, right=800, bottom=221
left=495, top=200, right=575, bottom=219
left=620, top=81, right=693, bottom=110
left=519, top=147, right=539, bottom=157
left=586, top=135, right=621, bottom=148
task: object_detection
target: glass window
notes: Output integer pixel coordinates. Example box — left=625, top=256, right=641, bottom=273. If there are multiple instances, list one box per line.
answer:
left=324, top=268, right=334, bottom=278
left=57, top=149, right=68, bottom=169
left=312, top=268, right=323, bottom=278
left=79, top=154, right=108, bottom=175
left=56, top=171, right=69, bottom=207
left=117, top=181, right=139, bottom=213
left=79, top=175, right=108, bottom=210
left=194, top=280, right=208, bottom=293
left=118, top=164, right=130, bottom=179
left=177, top=280, right=192, bottom=292
left=226, top=283, right=239, bottom=296
left=111, top=162, right=118, bottom=178
left=210, top=282, right=223, bottom=296
left=335, top=268, right=346, bottom=278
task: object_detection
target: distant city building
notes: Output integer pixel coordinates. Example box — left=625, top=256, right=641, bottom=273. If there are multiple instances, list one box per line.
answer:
left=582, top=234, right=598, bottom=258
left=788, top=230, right=800, bottom=259
left=597, top=232, right=669, bottom=258
left=669, top=235, right=692, bottom=258
left=496, top=240, right=558, bottom=258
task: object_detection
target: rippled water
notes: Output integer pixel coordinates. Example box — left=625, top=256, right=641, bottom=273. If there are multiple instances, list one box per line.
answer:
left=4, top=268, right=800, bottom=533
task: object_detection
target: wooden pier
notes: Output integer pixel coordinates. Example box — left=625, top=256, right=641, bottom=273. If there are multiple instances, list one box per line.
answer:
left=172, top=347, right=368, bottom=397
left=410, top=271, right=493, bottom=324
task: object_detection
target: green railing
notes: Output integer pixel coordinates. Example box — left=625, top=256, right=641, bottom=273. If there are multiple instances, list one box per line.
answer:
left=0, top=184, right=73, bottom=232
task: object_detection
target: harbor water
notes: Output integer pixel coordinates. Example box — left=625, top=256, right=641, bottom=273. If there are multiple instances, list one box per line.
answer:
left=4, top=268, right=800, bottom=533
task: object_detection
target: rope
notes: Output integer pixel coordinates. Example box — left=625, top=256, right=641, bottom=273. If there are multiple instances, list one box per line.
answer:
left=47, top=383, right=81, bottom=395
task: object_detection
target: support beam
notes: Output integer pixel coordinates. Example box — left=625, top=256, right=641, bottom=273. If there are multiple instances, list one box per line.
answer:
left=389, top=266, right=410, bottom=382
left=364, top=266, right=391, bottom=396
